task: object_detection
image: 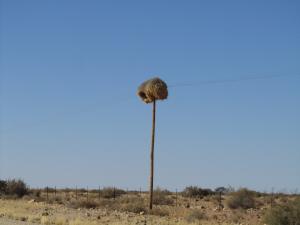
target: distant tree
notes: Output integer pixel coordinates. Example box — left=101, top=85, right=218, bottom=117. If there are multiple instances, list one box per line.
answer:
left=215, top=187, right=227, bottom=209
left=182, top=186, right=214, bottom=198
left=6, top=179, right=28, bottom=198
left=215, top=187, right=227, bottom=194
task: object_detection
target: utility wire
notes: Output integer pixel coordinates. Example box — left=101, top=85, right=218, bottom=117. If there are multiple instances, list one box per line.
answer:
left=169, top=74, right=299, bottom=88
left=2, top=73, right=299, bottom=133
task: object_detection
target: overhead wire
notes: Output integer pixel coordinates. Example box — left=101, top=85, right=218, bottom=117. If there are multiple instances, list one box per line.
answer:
left=2, top=73, right=299, bottom=133
left=169, top=74, right=299, bottom=88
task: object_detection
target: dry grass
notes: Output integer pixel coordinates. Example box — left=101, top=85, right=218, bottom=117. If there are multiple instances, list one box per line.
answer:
left=0, top=191, right=297, bottom=225
left=137, top=77, right=168, bottom=103
left=0, top=198, right=242, bottom=225
left=226, top=188, right=256, bottom=209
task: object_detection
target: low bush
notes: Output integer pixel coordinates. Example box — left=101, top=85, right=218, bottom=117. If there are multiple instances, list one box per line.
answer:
left=32, top=189, right=41, bottom=198
left=153, top=188, right=173, bottom=205
left=0, top=180, right=7, bottom=195
left=68, top=199, right=99, bottom=209
left=149, top=207, right=170, bottom=216
left=101, top=187, right=126, bottom=199
left=226, top=188, right=256, bottom=209
left=263, top=197, right=300, bottom=225
left=97, top=198, right=116, bottom=209
left=49, top=195, right=64, bottom=204
left=121, top=201, right=146, bottom=213
left=182, top=186, right=214, bottom=198
left=185, top=209, right=206, bottom=223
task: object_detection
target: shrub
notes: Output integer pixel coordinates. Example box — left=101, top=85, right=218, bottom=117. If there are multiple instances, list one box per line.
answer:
left=5, top=179, right=28, bottom=198
left=68, top=199, right=99, bottom=209
left=96, top=198, right=116, bottom=209
left=230, top=210, right=244, bottom=223
left=49, top=195, right=63, bottom=204
left=185, top=209, right=206, bottom=223
left=263, top=197, right=300, bottom=225
left=33, top=189, right=41, bottom=198
left=226, top=188, right=256, bottom=209
left=120, top=200, right=146, bottom=213
left=0, top=180, right=7, bottom=195
left=182, top=186, right=214, bottom=198
left=153, top=188, right=173, bottom=205
left=101, top=187, right=126, bottom=199
left=149, top=207, right=170, bottom=216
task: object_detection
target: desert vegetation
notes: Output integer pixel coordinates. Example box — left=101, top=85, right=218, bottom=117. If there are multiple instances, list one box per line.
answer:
left=0, top=179, right=299, bottom=225
left=263, top=197, right=300, bottom=225
left=0, top=179, right=29, bottom=198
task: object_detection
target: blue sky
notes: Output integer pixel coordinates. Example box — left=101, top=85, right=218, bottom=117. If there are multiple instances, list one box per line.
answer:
left=0, top=0, right=299, bottom=192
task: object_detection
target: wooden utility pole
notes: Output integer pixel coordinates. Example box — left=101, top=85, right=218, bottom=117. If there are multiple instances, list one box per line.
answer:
left=149, top=99, right=156, bottom=210
left=137, top=77, right=168, bottom=211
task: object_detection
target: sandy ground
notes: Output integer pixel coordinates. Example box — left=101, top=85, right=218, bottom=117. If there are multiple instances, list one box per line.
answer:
left=0, top=195, right=269, bottom=225
left=0, top=218, right=39, bottom=225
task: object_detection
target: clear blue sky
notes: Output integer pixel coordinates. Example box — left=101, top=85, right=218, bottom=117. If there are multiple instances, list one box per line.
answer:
left=1, top=0, right=299, bottom=192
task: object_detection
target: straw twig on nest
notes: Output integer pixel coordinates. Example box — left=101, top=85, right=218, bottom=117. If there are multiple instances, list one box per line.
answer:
left=137, top=77, right=168, bottom=103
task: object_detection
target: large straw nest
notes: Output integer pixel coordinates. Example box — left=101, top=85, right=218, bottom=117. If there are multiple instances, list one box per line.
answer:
left=137, top=77, right=168, bottom=103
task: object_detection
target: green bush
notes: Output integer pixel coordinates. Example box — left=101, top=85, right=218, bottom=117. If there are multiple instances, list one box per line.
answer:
left=5, top=179, right=28, bottom=198
left=226, top=188, right=256, bottom=209
left=263, top=198, right=300, bottom=225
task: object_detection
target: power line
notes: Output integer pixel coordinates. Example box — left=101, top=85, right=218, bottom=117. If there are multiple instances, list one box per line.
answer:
left=2, top=73, right=299, bottom=133
left=169, top=74, right=299, bottom=88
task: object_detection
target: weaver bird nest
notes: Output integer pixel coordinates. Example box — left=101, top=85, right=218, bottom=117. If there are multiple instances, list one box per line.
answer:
left=137, top=77, right=168, bottom=103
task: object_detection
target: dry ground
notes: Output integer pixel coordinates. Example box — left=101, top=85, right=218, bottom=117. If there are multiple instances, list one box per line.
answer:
left=0, top=191, right=274, bottom=225
left=0, top=218, right=38, bottom=225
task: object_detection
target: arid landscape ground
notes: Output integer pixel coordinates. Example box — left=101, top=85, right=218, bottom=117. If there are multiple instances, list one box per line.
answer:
left=0, top=181, right=299, bottom=225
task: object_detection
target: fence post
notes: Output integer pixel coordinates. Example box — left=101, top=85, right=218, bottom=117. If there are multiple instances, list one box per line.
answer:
left=54, top=186, right=56, bottom=197
left=271, top=187, right=274, bottom=208
left=75, top=186, right=78, bottom=200
left=98, top=186, right=101, bottom=201
left=87, top=186, right=89, bottom=201
left=175, top=189, right=178, bottom=207
left=218, top=191, right=222, bottom=210
left=113, top=187, right=116, bottom=200
left=46, top=186, right=49, bottom=201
